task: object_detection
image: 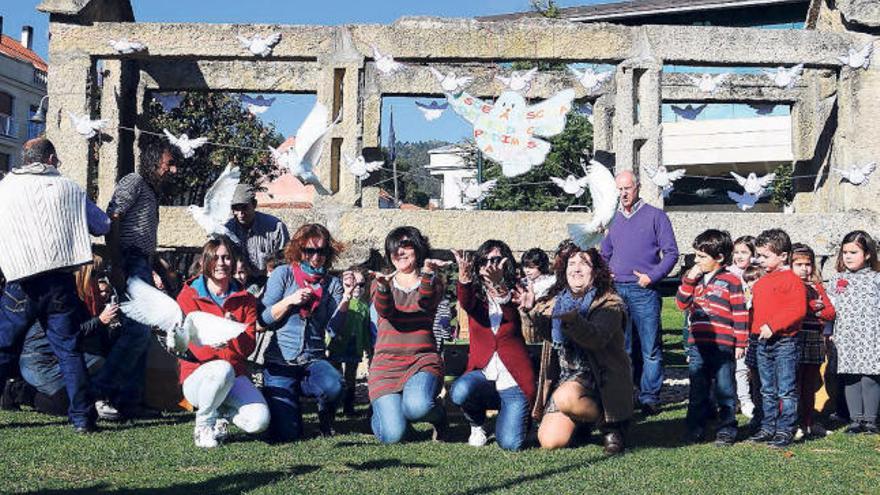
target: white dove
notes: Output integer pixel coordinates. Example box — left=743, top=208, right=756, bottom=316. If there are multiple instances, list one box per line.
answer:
left=188, top=164, right=241, bottom=242
left=551, top=175, right=589, bottom=198
left=372, top=45, right=404, bottom=75
left=108, top=39, right=146, bottom=54
left=268, top=102, right=337, bottom=195
left=645, top=164, right=686, bottom=198
left=119, top=277, right=247, bottom=354
left=344, top=154, right=383, bottom=180
left=237, top=32, right=282, bottom=57
left=838, top=43, right=873, bottom=70
left=567, top=66, right=613, bottom=95
left=727, top=191, right=759, bottom=211
left=163, top=129, right=208, bottom=159
left=428, top=67, right=472, bottom=93
left=239, top=94, right=275, bottom=115
left=686, top=73, right=730, bottom=94
left=730, top=171, right=776, bottom=197
left=456, top=178, right=498, bottom=204
left=764, top=64, right=804, bottom=89
left=670, top=104, right=707, bottom=120
left=67, top=112, right=108, bottom=139
left=567, top=160, right=619, bottom=250
left=834, top=162, right=877, bottom=185
left=414, top=101, right=448, bottom=122
left=495, top=67, right=538, bottom=93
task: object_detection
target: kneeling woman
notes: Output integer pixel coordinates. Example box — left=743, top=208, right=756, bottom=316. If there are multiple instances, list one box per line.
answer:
left=177, top=236, right=270, bottom=448
left=522, top=243, right=633, bottom=454
left=450, top=241, right=535, bottom=451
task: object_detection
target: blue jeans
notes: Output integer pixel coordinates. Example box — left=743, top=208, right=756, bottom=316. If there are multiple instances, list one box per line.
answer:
left=123, top=254, right=153, bottom=284
left=0, top=272, right=94, bottom=427
left=370, top=371, right=444, bottom=444
left=450, top=371, right=530, bottom=451
left=686, top=345, right=737, bottom=438
left=90, top=319, right=150, bottom=407
left=757, top=336, right=800, bottom=435
left=617, top=283, right=663, bottom=405
left=262, top=359, right=343, bottom=441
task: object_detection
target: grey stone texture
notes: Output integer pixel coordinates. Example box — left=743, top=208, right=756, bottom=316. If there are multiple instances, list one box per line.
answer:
left=837, top=0, right=880, bottom=29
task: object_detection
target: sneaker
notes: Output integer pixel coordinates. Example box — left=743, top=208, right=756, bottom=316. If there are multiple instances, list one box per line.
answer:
left=793, top=428, right=805, bottom=442
left=73, top=422, right=99, bottom=434
left=747, top=430, right=775, bottom=443
left=95, top=400, right=121, bottom=421
left=213, top=418, right=229, bottom=443
left=845, top=422, right=864, bottom=435
left=194, top=425, right=219, bottom=448
left=740, top=402, right=755, bottom=420
left=768, top=433, right=793, bottom=449
left=714, top=433, right=736, bottom=447
left=468, top=425, right=488, bottom=447
left=602, top=431, right=625, bottom=456
left=863, top=422, right=879, bottom=435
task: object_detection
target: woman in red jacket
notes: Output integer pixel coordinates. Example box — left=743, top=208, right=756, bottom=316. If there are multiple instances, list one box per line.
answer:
left=177, top=236, right=269, bottom=448
left=451, top=240, right=535, bottom=451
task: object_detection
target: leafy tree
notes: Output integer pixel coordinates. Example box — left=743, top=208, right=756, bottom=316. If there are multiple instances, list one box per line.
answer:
left=770, top=162, right=795, bottom=208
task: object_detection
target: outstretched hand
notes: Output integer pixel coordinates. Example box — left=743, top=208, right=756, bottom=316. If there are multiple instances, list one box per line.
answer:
left=423, top=259, right=453, bottom=273
left=370, top=270, right=398, bottom=287
left=452, top=250, right=472, bottom=283
left=512, top=282, right=535, bottom=310
left=484, top=257, right=508, bottom=286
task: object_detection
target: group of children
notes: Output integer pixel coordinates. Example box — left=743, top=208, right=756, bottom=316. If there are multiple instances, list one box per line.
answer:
left=677, top=228, right=880, bottom=448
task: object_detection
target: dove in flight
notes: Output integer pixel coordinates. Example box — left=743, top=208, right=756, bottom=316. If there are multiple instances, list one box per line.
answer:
left=237, top=32, right=282, bottom=57
left=686, top=73, right=729, bottom=94
left=730, top=171, right=776, bottom=197
left=456, top=178, right=498, bottom=204
left=164, top=129, right=208, bottom=159
left=269, top=102, right=338, bottom=195
left=834, top=162, right=876, bottom=186
left=372, top=45, right=404, bottom=75
left=567, top=66, right=613, bottom=95
left=838, top=43, right=873, bottom=70
left=414, top=101, right=448, bottom=121
left=239, top=94, right=276, bottom=115
left=428, top=67, right=472, bottom=93
left=108, top=39, right=147, bottom=54
left=67, top=112, right=108, bottom=139
left=495, top=67, right=538, bottom=93
left=567, top=159, right=619, bottom=249
left=764, top=64, right=804, bottom=89
left=551, top=174, right=589, bottom=198
left=344, top=153, right=383, bottom=180
left=670, top=104, right=707, bottom=121
left=188, top=164, right=241, bottom=243
left=645, top=164, right=686, bottom=198
left=727, top=191, right=759, bottom=211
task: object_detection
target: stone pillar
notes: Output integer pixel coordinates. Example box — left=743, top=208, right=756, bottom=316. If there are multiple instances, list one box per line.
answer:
left=45, top=49, right=93, bottom=190
left=592, top=93, right=614, bottom=154
left=96, top=59, right=139, bottom=208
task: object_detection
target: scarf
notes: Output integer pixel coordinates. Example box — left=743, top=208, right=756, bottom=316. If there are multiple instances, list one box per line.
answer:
left=292, top=262, right=325, bottom=318
left=551, top=287, right=597, bottom=345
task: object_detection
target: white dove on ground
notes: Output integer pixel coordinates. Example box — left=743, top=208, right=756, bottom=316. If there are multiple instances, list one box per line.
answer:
left=567, top=159, right=619, bottom=249
left=495, top=67, right=538, bottom=93
left=551, top=175, right=589, bottom=198
left=163, top=129, right=208, bottom=159
left=686, top=73, right=730, bottom=94
left=344, top=154, right=383, bottom=180
left=153, top=93, right=184, bottom=113
left=237, top=33, right=282, bottom=57
left=414, top=101, right=448, bottom=121
left=372, top=45, right=404, bottom=75
left=834, top=162, right=876, bottom=186
left=764, top=64, right=804, bottom=89
left=455, top=178, right=498, bottom=204
left=670, top=104, right=707, bottom=120
left=727, top=191, right=759, bottom=211
left=428, top=68, right=472, bottom=93
left=730, top=171, right=776, bottom=197
left=239, top=95, right=276, bottom=115
left=268, top=102, right=338, bottom=195
left=67, top=112, right=108, bottom=139
left=838, top=43, right=873, bottom=70
left=567, top=66, right=613, bottom=95
left=188, top=164, right=241, bottom=242
left=108, top=39, right=146, bottom=54
left=645, top=164, right=686, bottom=198
left=120, top=277, right=247, bottom=354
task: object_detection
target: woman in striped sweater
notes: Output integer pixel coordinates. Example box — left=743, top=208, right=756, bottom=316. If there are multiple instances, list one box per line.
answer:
left=368, top=227, right=450, bottom=444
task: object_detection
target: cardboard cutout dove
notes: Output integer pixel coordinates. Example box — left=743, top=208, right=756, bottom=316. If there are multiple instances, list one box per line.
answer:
left=108, top=39, right=147, bottom=54
left=239, top=95, right=276, bottom=115
left=670, top=104, right=707, bottom=121
left=838, top=43, right=873, bottom=70
left=67, top=112, right=108, bottom=139
left=345, top=154, right=383, bottom=180
left=551, top=174, right=589, bottom=198
left=764, top=64, right=803, bottom=89
left=414, top=101, right=448, bottom=121
left=456, top=178, right=498, bottom=204
left=645, top=164, right=686, bottom=198
left=727, top=191, right=759, bottom=211
left=188, top=164, right=241, bottom=242
left=567, top=160, right=619, bottom=249
left=834, top=162, right=877, bottom=185
left=730, top=171, right=776, bottom=197
left=428, top=68, right=472, bottom=93
left=567, top=66, right=613, bottom=95
left=495, top=67, right=538, bottom=93
left=164, top=129, right=208, bottom=159
left=269, top=102, right=338, bottom=195
left=686, top=73, right=729, bottom=94
left=372, top=45, right=404, bottom=75
left=237, top=33, right=282, bottom=57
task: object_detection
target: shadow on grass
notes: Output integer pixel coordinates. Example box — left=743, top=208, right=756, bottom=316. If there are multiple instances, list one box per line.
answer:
left=0, top=418, right=66, bottom=430
left=459, top=459, right=610, bottom=495
left=344, top=458, right=433, bottom=471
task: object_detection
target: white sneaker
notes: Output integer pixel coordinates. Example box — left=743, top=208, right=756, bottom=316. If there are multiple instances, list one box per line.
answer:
left=740, top=402, right=755, bottom=420
left=95, top=400, right=121, bottom=421
left=468, top=425, right=488, bottom=447
left=213, top=419, right=229, bottom=443
left=793, top=428, right=805, bottom=441
left=194, top=425, right=219, bottom=448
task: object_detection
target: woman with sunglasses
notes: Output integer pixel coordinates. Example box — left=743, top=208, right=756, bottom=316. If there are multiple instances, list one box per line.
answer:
left=450, top=240, right=535, bottom=451
left=368, top=226, right=450, bottom=444
left=260, top=223, right=354, bottom=441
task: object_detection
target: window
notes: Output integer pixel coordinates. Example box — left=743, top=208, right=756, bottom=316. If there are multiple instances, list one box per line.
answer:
left=0, top=92, right=13, bottom=138
left=0, top=92, right=12, bottom=116
left=28, top=105, right=45, bottom=140
left=0, top=153, right=10, bottom=174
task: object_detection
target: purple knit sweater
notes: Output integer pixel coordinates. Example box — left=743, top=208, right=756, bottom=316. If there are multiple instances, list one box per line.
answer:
left=600, top=202, right=679, bottom=284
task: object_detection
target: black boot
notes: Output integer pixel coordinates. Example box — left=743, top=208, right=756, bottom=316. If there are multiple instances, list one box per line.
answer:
left=343, top=388, right=357, bottom=417
left=318, top=408, right=336, bottom=437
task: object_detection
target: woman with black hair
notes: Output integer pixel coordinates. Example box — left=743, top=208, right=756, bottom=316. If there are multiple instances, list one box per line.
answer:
left=450, top=240, right=535, bottom=451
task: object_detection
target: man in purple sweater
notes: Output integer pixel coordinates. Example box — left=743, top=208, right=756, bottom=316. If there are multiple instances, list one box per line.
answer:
left=600, top=170, right=679, bottom=415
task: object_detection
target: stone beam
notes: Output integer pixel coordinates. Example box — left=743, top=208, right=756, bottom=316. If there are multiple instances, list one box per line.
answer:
left=661, top=73, right=806, bottom=103
left=139, top=60, right=322, bottom=92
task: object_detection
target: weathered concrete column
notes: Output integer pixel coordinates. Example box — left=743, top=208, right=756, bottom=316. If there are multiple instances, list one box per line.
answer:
left=45, top=49, right=93, bottom=191
left=592, top=93, right=614, bottom=155
left=96, top=59, right=139, bottom=208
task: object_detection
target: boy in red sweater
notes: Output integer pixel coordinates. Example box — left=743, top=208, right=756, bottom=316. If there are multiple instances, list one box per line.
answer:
left=677, top=230, right=749, bottom=446
left=747, top=229, right=807, bottom=448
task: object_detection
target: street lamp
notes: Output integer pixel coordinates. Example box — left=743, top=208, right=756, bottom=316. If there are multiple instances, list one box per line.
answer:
left=29, top=95, right=49, bottom=123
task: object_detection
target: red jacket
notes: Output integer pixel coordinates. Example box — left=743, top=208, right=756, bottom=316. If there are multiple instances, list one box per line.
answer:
left=176, top=277, right=258, bottom=384
left=457, top=282, right=536, bottom=404
left=750, top=269, right=807, bottom=337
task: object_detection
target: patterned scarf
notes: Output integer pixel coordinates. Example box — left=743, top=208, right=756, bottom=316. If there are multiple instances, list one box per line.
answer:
left=551, top=287, right=597, bottom=345
left=292, top=262, right=325, bottom=318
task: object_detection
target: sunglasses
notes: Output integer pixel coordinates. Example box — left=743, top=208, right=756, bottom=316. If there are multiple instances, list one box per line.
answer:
left=397, top=239, right=417, bottom=249
left=480, top=256, right=505, bottom=266
left=302, top=247, right=328, bottom=256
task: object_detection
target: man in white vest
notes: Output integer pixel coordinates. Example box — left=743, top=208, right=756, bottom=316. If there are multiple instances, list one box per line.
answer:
left=0, top=138, right=110, bottom=433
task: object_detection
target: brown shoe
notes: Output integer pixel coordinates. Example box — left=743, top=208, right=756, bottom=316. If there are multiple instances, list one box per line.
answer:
left=602, top=431, right=625, bottom=456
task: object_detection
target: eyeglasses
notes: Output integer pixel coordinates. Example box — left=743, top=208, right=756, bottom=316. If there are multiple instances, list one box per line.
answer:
left=397, top=239, right=416, bottom=249
left=302, top=247, right=328, bottom=256
left=480, top=256, right=505, bottom=266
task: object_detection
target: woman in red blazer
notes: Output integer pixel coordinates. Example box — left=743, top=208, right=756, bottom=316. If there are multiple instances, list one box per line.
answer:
left=451, top=240, right=535, bottom=451
left=177, top=236, right=269, bottom=448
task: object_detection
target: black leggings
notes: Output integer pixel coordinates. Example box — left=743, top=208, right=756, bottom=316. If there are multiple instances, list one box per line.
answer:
left=842, top=374, right=880, bottom=424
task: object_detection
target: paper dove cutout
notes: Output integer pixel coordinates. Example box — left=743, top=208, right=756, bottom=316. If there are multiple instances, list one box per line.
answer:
left=495, top=67, right=538, bottom=93
left=164, top=129, right=208, bottom=159
left=764, top=64, right=804, bottom=89
left=727, top=191, right=759, bottom=211
left=748, top=103, right=777, bottom=115
left=456, top=178, right=498, bottom=204
left=834, top=162, right=876, bottom=185
left=268, top=102, right=337, bottom=195
left=414, top=101, right=448, bottom=121
left=730, top=171, right=776, bottom=197
left=428, top=67, right=472, bottom=93
left=567, top=66, right=613, bottom=95
left=447, top=89, right=576, bottom=177
left=67, top=112, right=108, bottom=139
left=567, top=160, right=619, bottom=250
left=838, top=43, right=873, bottom=70
left=686, top=73, right=730, bottom=94
left=108, top=39, right=147, bottom=54
left=239, top=94, right=276, bottom=115
left=188, top=164, right=241, bottom=242
left=153, top=93, right=184, bottom=113
left=120, top=277, right=246, bottom=354
left=670, top=104, right=707, bottom=120
left=645, top=164, right=686, bottom=198
left=372, top=45, right=404, bottom=75
left=237, top=33, right=282, bottom=57
left=551, top=175, right=589, bottom=198
left=344, top=154, right=383, bottom=180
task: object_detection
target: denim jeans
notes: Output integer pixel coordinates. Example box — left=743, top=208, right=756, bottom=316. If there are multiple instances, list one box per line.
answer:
left=0, top=272, right=94, bottom=427
left=757, top=336, right=800, bottom=435
left=450, top=371, right=529, bottom=451
left=370, top=371, right=445, bottom=444
left=686, top=345, right=738, bottom=438
left=90, top=318, right=150, bottom=408
left=262, top=359, right=342, bottom=441
left=616, top=283, right=664, bottom=405
left=123, top=254, right=153, bottom=284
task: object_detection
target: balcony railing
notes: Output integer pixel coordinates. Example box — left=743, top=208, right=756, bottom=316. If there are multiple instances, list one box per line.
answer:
left=0, top=114, right=17, bottom=138
left=33, top=70, right=48, bottom=86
